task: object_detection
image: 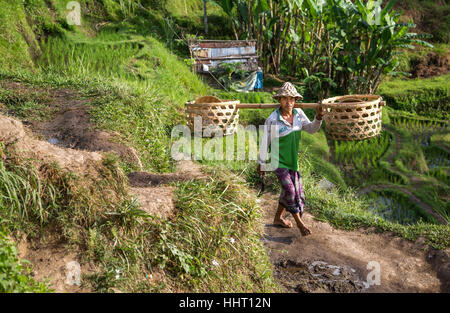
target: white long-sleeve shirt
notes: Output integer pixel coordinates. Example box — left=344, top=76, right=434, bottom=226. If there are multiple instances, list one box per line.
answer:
left=258, top=108, right=322, bottom=171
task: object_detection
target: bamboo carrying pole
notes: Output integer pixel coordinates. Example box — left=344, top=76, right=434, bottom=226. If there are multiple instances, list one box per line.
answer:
left=237, top=102, right=321, bottom=109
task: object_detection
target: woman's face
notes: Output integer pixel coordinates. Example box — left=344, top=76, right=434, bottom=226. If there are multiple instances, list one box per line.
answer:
left=280, top=96, right=295, bottom=112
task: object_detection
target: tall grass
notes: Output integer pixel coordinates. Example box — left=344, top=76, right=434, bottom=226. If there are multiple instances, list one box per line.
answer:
left=0, top=160, right=59, bottom=233
left=0, top=154, right=161, bottom=292
left=151, top=169, right=279, bottom=292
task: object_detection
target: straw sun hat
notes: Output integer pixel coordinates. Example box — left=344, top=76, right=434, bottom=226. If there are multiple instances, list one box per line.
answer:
left=273, top=82, right=303, bottom=101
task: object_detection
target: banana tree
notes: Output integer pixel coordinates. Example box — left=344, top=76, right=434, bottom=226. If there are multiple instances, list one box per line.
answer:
left=209, top=0, right=431, bottom=95
left=336, top=0, right=433, bottom=93
left=296, top=0, right=432, bottom=95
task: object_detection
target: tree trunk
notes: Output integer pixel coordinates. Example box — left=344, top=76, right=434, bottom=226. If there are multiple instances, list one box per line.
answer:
left=203, top=0, right=208, bottom=34
left=232, top=21, right=239, bottom=40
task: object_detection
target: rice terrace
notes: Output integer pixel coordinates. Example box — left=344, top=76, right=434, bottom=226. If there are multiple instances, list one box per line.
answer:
left=0, top=0, right=449, bottom=298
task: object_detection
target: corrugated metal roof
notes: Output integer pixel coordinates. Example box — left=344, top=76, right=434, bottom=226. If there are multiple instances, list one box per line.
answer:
left=210, top=46, right=256, bottom=57
left=188, top=40, right=259, bottom=73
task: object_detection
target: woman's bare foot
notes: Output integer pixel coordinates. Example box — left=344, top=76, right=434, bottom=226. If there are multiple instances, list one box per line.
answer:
left=273, top=217, right=293, bottom=228
left=298, top=224, right=312, bottom=236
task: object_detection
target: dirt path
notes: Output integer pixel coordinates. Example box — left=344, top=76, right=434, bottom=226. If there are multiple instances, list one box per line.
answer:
left=259, top=192, right=449, bottom=293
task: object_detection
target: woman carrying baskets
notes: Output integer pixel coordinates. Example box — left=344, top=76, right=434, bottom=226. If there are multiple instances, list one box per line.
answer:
left=257, top=82, right=324, bottom=236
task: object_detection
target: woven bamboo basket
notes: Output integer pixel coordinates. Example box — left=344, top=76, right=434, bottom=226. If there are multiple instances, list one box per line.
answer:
left=185, top=96, right=240, bottom=137
left=322, top=94, right=385, bottom=141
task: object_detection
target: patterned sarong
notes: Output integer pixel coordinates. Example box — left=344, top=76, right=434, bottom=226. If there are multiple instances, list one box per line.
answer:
left=274, top=167, right=306, bottom=216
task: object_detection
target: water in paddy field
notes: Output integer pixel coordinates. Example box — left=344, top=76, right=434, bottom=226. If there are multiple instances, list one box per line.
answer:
left=416, top=133, right=432, bottom=147
left=392, top=117, right=450, bottom=169
left=424, top=148, right=450, bottom=169
left=368, top=194, right=422, bottom=225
